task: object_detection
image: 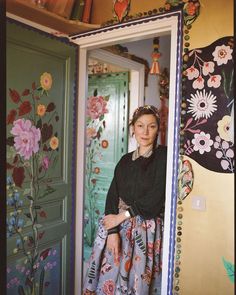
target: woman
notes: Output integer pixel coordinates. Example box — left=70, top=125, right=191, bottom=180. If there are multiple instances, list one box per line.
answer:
left=83, top=105, right=167, bottom=295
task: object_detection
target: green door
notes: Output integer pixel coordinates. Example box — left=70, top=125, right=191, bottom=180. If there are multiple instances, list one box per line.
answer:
left=6, top=21, right=76, bottom=295
left=84, top=72, right=129, bottom=262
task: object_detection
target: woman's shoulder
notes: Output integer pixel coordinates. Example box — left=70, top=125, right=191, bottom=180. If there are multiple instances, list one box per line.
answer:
left=156, top=145, right=167, bottom=155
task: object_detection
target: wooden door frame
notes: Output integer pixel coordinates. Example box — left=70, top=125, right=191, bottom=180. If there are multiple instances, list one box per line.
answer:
left=73, top=11, right=183, bottom=295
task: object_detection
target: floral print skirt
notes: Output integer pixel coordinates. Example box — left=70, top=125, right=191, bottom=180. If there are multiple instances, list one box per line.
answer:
left=83, top=214, right=164, bottom=295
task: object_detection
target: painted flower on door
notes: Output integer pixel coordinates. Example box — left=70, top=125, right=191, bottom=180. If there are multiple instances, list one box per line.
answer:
left=6, top=72, right=60, bottom=294
left=85, top=89, right=110, bottom=247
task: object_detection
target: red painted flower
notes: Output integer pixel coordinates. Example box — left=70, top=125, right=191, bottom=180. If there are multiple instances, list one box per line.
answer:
left=101, top=140, right=109, bottom=149
left=7, top=109, right=17, bottom=124
left=186, top=2, right=197, bottom=16
left=102, top=280, right=115, bottom=295
left=18, top=101, right=32, bottom=116
left=93, top=167, right=100, bottom=174
left=39, top=210, right=47, bottom=218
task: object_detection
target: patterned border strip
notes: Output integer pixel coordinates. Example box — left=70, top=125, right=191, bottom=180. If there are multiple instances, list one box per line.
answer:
left=69, top=9, right=184, bottom=40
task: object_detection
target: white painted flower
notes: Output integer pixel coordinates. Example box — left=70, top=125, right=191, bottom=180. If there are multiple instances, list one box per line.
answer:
left=193, top=76, right=204, bottom=89
left=187, top=89, right=217, bottom=119
left=186, top=66, right=199, bottom=80
left=192, top=132, right=214, bottom=154
left=217, top=115, right=232, bottom=141
left=212, top=45, right=233, bottom=66
left=207, top=74, right=222, bottom=88
left=202, top=61, right=215, bottom=76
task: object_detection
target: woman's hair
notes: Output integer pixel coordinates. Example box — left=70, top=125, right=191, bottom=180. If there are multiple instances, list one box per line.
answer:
left=130, top=105, right=160, bottom=129
left=130, top=105, right=160, bottom=153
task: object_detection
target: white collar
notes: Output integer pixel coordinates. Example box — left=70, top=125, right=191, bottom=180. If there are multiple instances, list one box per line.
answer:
left=132, top=145, right=156, bottom=161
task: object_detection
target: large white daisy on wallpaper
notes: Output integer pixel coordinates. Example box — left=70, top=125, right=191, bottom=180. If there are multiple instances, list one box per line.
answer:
left=187, top=89, right=217, bottom=119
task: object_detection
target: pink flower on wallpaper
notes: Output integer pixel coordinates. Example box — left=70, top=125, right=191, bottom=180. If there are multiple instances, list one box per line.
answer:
left=193, top=75, right=204, bottom=89
left=207, top=74, right=221, bottom=88
left=42, top=156, right=50, bottom=170
left=212, top=44, right=233, bottom=66
left=10, top=119, right=41, bottom=160
left=87, top=96, right=108, bottom=119
left=202, top=61, right=215, bottom=76
left=186, top=66, right=199, bottom=80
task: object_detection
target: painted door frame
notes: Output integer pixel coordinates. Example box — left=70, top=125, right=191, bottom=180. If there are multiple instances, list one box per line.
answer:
left=88, top=48, right=145, bottom=151
left=72, top=11, right=183, bottom=295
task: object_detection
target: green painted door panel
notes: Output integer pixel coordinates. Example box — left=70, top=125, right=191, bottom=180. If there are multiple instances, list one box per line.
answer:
left=6, top=21, right=77, bottom=295
left=84, top=72, right=129, bottom=261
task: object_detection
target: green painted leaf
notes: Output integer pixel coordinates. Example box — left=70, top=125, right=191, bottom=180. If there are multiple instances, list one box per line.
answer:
left=222, top=257, right=234, bottom=283
left=39, top=268, right=45, bottom=295
left=18, top=285, right=26, bottom=295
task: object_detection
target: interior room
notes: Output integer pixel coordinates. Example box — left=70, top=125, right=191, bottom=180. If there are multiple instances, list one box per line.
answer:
left=5, top=1, right=234, bottom=295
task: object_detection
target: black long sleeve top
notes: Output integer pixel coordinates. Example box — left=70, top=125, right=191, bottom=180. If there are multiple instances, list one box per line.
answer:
left=105, top=145, right=167, bottom=221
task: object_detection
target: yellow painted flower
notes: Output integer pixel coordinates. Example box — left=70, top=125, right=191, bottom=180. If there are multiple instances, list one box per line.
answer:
left=40, top=72, right=52, bottom=90
left=50, top=136, right=59, bottom=150
left=37, top=104, right=46, bottom=117
left=217, top=115, right=231, bottom=141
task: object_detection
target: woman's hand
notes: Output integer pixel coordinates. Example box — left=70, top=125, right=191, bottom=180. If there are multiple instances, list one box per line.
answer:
left=106, top=233, right=120, bottom=260
left=103, top=212, right=128, bottom=230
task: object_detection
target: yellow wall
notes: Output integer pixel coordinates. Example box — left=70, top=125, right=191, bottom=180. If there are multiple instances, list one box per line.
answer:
left=92, top=1, right=234, bottom=294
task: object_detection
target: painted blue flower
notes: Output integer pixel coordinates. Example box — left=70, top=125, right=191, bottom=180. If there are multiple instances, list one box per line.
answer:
left=13, top=192, right=20, bottom=201
left=9, top=217, right=16, bottom=225
left=18, top=200, right=24, bottom=207
left=7, top=199, right=14, bottom=206
left=7, top=176, right=13, bottom=185
left=16, top=238, right=21, bottom=247
left=17, top=218, right=24, bottom=228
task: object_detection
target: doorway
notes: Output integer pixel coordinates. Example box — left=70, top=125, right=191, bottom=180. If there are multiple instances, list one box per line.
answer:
left=71, top=11, right=183, bottom=294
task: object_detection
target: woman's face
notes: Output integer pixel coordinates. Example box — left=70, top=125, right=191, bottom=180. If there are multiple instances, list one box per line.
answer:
left=132, top=114, right=158, bottom=149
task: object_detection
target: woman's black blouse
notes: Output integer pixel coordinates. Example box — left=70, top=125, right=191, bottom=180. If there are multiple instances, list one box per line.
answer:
left=105, top=145, right=167, bottom=220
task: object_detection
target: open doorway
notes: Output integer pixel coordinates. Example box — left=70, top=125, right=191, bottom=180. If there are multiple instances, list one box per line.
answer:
left=83, top=36, right=171, bottom=270
left=71, top=11, right=183, bottom=294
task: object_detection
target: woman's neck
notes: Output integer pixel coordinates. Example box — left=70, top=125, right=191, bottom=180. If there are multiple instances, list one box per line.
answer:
left=138, top=145, right=153, bottom=156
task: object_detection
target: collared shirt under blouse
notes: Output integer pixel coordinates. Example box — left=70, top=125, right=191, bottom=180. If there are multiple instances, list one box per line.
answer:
left=105, top=145, right=167, bottom=220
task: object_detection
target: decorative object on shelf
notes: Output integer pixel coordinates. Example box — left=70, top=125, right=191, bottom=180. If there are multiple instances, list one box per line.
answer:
left=35, top=0, right=46, bottom=9
left=70, top=0, right=85, bottom=21
left=150, top=37, right=161, bottom=75
left=113, top=0, right=131, bottom=23
left=46, top=0, right=75, bottom=19
left=82, top=0, right=93, bottom=23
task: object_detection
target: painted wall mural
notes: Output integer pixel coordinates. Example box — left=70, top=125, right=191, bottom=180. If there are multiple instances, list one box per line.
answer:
left=6, top=72, right=60, bottom=294
left=182, top=37, right=234, bottom=173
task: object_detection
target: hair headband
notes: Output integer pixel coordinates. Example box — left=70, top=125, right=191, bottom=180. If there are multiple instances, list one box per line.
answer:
left=133, top=105, right=160, bottom=119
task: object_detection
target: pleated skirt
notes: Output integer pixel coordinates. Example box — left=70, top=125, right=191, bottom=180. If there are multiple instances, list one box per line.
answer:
left=83, top=214, right=163, bottom=295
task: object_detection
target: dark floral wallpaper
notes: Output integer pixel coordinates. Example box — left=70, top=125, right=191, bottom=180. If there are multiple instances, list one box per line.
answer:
left=183, top=36, right=234, bottom=173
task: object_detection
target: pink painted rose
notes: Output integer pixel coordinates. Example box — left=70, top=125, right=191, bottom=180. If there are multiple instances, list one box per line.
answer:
left=42, top=156, right=50, bottom=170
left=87, top=96, right=108, bottom=119
left=10, top=119, right=41, bottom=160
